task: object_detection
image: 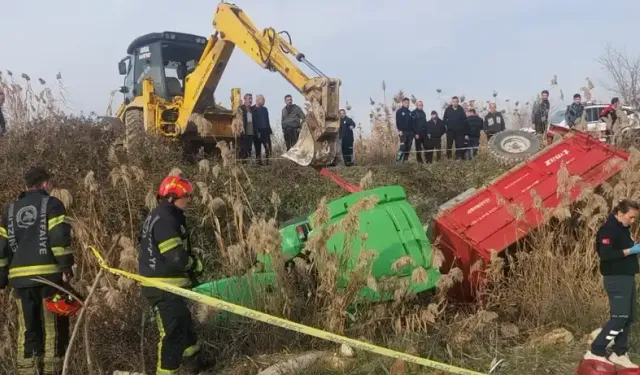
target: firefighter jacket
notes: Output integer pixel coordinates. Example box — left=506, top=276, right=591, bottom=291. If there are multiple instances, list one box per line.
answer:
left=0, top=190, right=73, bottom=289
left=138, top=202, right=199, bottom=288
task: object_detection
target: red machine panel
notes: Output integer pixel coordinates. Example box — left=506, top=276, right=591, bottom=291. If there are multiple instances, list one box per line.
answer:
left=433, top=131, right=629, bottom=274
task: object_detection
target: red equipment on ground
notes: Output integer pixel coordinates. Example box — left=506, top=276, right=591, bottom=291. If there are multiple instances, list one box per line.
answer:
left=577, top=359, right=640, bottom=375
left=45, top=292, right=82, bottom=317
left=317, top=167, right=362, bottom=193
left=576, top=359, right=617, bottom=375
left=432, top=129, right=630, bottom=297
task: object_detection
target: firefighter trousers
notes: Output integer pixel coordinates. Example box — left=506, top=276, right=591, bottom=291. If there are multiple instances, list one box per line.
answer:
left=14, top=285, right=69, bottom=375
left=143, top=288, right=201, bottom=375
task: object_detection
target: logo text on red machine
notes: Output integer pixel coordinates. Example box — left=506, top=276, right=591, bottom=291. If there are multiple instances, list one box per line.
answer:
left=544, top=149, right=569, bottom=166
left=467, top=198, right=491, bottom=215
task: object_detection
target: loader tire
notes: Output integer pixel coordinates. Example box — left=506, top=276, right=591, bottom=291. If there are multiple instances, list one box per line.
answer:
left=488, top=129, right=541, bottom=167
left=124, top=109, right=144, bottom=153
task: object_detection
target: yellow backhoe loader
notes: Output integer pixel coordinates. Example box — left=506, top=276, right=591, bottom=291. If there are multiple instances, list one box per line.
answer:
left=108, top=2, right=341, bottom=167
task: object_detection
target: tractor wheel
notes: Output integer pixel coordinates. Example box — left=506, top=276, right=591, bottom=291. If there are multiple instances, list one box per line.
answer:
left=124, top=109, right=144, bottom=152
left=488, top=129, right=541, bottom=167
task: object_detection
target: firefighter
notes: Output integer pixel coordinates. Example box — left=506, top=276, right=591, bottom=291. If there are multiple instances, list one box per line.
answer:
left=139, top=174, right=207, bottom=375
left=0, top=167, right=73, bottom=375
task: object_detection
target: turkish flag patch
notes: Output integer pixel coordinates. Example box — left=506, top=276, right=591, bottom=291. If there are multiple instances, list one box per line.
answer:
left=602, top=238, right=611, bottom=245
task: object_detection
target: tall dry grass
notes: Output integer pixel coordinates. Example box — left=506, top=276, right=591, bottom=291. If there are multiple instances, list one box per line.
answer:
left=1, top=72, right=639, bottom=374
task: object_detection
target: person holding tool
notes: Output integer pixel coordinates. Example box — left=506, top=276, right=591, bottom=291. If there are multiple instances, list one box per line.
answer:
left=138, top=173, right=208, bottom=375
left=0, top=166, right=74, bottom=375
left=585, top=199, right=640, bottom=369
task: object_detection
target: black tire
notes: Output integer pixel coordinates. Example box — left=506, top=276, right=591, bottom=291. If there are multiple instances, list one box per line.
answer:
left=124, top=109, right=144, bottom=152
left=488, top=129, right=541, bottom=167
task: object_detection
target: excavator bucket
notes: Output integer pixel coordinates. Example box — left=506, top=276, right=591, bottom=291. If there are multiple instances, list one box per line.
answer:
left=282, top=78, right=341, bottom=167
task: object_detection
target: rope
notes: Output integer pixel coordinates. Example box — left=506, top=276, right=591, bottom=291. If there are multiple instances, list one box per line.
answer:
left=231, top=145, right=485, bottom=162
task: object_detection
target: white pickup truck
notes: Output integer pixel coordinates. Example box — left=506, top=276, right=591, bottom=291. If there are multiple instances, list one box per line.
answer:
left=549, top=103, right=639, bottom=142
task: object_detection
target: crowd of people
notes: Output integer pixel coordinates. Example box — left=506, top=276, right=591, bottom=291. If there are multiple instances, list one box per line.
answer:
left=394, top=90, right=624, bottom=164
left=235, top=92, right=356, bottom=166
left=395, top=95, right=507, bottom=162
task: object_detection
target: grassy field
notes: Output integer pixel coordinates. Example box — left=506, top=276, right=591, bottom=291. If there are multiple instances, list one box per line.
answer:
left=1, top=73, right=640, bottom=375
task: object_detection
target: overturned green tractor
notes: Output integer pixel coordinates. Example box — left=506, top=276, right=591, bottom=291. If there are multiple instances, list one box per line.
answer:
left=193, top=186, right=440, bottom=315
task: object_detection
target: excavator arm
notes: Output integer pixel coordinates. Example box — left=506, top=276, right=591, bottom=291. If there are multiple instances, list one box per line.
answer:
left=179, top=2, right=341, bottom=167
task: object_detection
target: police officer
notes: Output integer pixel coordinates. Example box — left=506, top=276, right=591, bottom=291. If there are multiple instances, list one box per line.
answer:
left=138, top=174, right=207, bottom=375
left=339, top=109, right=356, bottom=166
left=0, top=166, right=73, bottom=375
left=586, top=199, right=640, bottom=369
left=395, top=97, right=414, bottom=162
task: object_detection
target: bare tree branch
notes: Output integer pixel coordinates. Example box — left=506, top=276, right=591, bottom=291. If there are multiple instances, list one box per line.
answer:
left=597, top=44, right=640, bottom=108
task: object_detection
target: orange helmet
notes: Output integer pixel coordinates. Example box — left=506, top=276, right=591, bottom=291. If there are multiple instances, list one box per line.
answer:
left=157, top=175, right=193, bottom=199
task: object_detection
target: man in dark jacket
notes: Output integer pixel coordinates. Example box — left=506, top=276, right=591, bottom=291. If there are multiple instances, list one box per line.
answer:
left=339, top=109, right=356, bottom=166
left=466, top=108, right=484, bottom=158
left=0, top=167, right=73, bottom=375
left=443, top=96, right=468, bottom=160
left=281, top=94, right=306, bottom=150
left=0, top=88, right=6, bottom=136
left=252, top=94, right=272, bottom=165
left=139, top=174, right=207, bottom=375
left=531, top=90, right=550, bottom=134
left=565, top=93, right=584, bottom=128
left=238, top=93, right=260, bottom=162
left=424, top=110, right=447, bottom=163
left=412, top=101, right=429, bottom=163
left=395, top=97, right=414, bottom=162
left=483, top=103, right=506, bottom=139
left=601, top=97, right=620, bottom=136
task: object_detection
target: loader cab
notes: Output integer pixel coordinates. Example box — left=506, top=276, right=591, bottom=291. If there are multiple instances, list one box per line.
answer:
left=118, top=31, right=207, bottom=103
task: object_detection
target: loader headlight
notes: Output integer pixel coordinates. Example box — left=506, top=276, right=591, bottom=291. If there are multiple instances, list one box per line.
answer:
left=163, top=32, right=176, bottom=40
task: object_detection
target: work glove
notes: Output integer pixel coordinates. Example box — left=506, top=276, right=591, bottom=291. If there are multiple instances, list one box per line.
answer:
left=189, top=254, right=204, bottom=276
left=630, top=244, right=640, bottom=255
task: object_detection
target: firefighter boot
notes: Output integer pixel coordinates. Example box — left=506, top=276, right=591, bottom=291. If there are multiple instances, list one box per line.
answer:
left=183, top=353, right=215, bottom=375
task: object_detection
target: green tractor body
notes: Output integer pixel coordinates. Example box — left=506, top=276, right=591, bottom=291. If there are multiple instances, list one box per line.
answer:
left=193, top=186, right=440, bottom=313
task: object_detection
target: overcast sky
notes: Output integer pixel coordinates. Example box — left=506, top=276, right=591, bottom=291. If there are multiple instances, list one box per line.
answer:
left=2, top=0, right=639, bottom=133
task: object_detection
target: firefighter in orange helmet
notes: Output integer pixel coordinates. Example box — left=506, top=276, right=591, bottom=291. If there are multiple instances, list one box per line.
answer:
left=138, top=174, right=208, bottom=374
